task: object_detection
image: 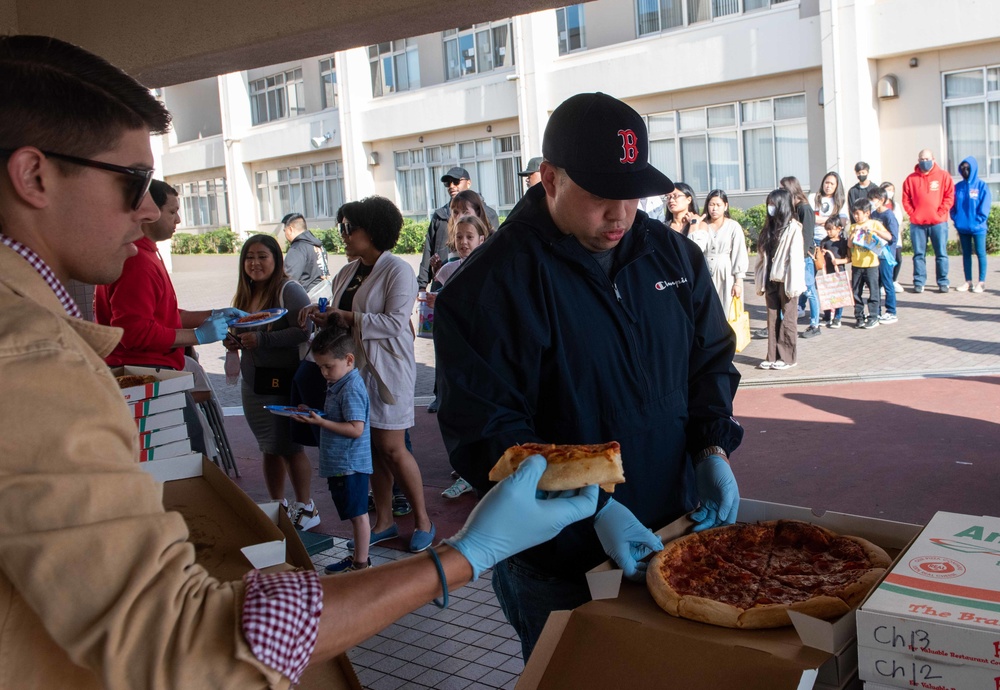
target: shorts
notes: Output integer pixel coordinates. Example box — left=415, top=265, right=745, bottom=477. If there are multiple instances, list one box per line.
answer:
left=327, top=473, right=371, bottom=520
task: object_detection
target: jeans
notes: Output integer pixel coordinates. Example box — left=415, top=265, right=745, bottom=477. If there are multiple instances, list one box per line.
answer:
left=492, top=556, right=592, bottom=662
left=803, top=257, right=820, bottom=327
left=910, top=222, right=949, bottom=288
left=878, top=261, right=897, bottom=315
left=959, top=233, right=988, bottom=282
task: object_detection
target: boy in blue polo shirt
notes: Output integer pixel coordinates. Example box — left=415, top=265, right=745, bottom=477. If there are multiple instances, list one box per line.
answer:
left=295, top=326, right=372, bottom=573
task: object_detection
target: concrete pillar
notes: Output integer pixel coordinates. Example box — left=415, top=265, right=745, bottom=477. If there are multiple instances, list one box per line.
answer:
left=338, top=47, right=376, bottom=202
left=218, top=73, right=256, bottom=239
left=818, top=0, right=882, bottom=180
left=513, top=11, right=560, bottom=162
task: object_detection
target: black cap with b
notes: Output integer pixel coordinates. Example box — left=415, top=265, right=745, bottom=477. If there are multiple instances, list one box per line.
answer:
left=542, top=92, right=673, bottom=201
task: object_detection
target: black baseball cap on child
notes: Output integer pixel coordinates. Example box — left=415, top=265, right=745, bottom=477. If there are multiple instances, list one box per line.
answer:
left=542, top=92, right=674, bottom=201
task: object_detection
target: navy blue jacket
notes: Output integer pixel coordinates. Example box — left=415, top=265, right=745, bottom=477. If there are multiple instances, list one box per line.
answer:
left=433, top=183, right=743, bottom=577
left=951, top=156, right=992, bottom=235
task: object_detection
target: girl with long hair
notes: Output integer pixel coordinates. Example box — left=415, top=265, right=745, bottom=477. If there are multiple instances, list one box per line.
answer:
left=813, top=172, right=847, bottom=230
left=753, top=189, right=806, bottom=370
left=226, top=234, right=315, bottom=521
left=780, top=176, right=822, bottom=338
left=688, top=189, right=748, bottom=316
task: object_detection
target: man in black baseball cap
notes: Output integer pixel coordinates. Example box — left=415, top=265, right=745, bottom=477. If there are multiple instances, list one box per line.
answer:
left=518, top=157, right=543, bottom=188
left=434, top=92, right=743, bottom=660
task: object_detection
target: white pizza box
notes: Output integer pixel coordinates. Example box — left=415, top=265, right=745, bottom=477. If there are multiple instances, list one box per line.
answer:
left=858, top=644, right=1000, bottom=689
left=134, top=408, right=185, bottom=433
left=140, top=454, right=286, bottom=571
left=520, top=500, right=920, bottom=690
left=138, top=437, right=192, bottom=462
left=138, top=423, right=188, bottom=450
left=142, top=455, right=362, bottom=689
left=856, top=511, right=1000, bottom=670
left=586, top=499, right=921, bottom=653
left=112, top=365, right=194, bottom=403
left=128, top=391, right=187, bottom=418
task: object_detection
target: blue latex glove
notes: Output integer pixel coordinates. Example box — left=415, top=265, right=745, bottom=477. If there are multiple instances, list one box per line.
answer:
left=690, top=455, right=740, bottom=532
left=593, top=498, right=663, bottom=582
left=194, top=314, right=230, bottom=344
left=445, top=455, right=598, bottom=579
left=211, top=307, right=248, bottom=321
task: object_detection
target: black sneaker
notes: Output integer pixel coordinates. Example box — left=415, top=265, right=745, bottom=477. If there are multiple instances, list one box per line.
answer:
left=863, top=316, right=880, bottom=329
left=800, top=325, right=822, bottom=339
left=855, top=318, right=866, bottom=329
left=913, top=285, right=924, bottom=293
left=829, top=318, right=842, bottom=329
left=751, top=328, right=769, bottom=340
left=939, top=285, right=949, bottom=293
left=392, top=494, right=412, bottom=517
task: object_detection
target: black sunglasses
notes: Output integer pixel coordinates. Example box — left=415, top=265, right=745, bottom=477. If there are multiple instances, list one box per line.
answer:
left=0, top=148, right=154, bottom=211
left=339, top=220, right=353, bottom=236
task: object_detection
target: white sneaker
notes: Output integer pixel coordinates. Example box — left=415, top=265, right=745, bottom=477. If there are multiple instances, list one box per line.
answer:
left=771, top=360, right=798, bottom=370
left=294, top=501, right=320, bottom=531
left=956, top=282, right=971, bottom=292
left=973, top=283, right=985, bottom=293
left=759, top=361, right=775, bottom=370
left=879, top=313, right=898, bottom=324
left=893, top=281, right=903, bottom=292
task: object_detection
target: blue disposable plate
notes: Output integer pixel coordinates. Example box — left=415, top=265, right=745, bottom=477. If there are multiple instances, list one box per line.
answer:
left=228, top=308, right=287, bottom=328
left=264, top=405, right=325, bottom=418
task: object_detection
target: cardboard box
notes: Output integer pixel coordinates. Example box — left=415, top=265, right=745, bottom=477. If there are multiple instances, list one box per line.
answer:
left=128, top=391, right=186, bottom=418
left=143, top=456, right=361, bottom=689
left=857, top=511, right=1000, bottom=671
left=138, top=437, right=192, bottom=462
left=519, top=500, right=920, bottom=690
left=138, top=423, right=188, bottom=450
left=816, top=673, right=861, bottom=690
left=134, top=408, right=185, bottom=433
left=113, top=365, right=194, bottom=403
left=858, top=644, right=1000, bottom=689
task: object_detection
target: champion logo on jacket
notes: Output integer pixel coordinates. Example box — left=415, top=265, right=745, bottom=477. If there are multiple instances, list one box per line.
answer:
left=655, top=277, right=689, bottom=290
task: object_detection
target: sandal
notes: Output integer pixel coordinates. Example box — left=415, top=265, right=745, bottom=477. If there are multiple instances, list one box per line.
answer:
left=441, top=478, right=473, bottom=499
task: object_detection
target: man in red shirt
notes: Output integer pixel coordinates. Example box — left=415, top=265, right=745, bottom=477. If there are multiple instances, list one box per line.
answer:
left=901, top=149, right=955, bottom=293
left=95, top=180, right=238, bottom=366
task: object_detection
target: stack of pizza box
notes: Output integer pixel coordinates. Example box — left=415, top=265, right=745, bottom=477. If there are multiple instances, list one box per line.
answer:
left=116, top=366, right=200, bottom=463
left=857, top=511, right=1000, bottom=690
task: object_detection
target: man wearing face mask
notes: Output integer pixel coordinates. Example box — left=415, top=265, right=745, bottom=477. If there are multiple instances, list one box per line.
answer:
left=902, top=149, right=955, bottom=293
left=848, top=161, right=878, bottom=210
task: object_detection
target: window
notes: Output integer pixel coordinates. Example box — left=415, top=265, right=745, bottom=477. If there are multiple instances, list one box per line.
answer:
left=393, top=135, right=522, bottom=217
left=249, top=69, right=304, bottom=125
left=368, top=41, right=420, bottom=97
left=943, top=66, right=1000, bottom=186
left=319, top=57, right=337, bottom=109
left=556, top=6, right=586, bottom=55
left=638, top=0, right=790, bottom=36
left=443, top=21, right=514, bottom=80
left=646, top=93, right=808, bottom=194
left=255, top=161, right=345, bottom=223
left=178, top=178, right=229, bottom=228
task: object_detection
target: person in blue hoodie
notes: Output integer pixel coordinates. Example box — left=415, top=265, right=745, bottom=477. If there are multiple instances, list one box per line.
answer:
left=950, top=156, right=991, bottom=293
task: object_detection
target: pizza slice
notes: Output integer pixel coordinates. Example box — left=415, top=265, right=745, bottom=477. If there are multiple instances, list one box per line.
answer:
left=488, top=442, right=625, bottom=492
left=702, top=522, right=774, bottom=577
left=775, top=568, right=887, bottom=608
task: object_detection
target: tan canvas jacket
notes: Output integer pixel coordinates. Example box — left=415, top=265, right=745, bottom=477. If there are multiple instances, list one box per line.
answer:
left=0, top=244, right=287, bottom=689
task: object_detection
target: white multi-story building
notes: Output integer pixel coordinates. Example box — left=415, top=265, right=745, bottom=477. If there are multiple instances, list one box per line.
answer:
left=154, top=0, right=1000, bottom=236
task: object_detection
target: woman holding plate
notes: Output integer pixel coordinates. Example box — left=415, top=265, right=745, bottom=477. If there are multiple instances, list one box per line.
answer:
left=301, top=197, right=434, bottom=553
left=225, top=233, right=315, bottom=519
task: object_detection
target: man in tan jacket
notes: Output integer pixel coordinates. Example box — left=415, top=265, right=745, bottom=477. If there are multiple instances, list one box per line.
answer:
left=0, top=37, right=600, bottom=690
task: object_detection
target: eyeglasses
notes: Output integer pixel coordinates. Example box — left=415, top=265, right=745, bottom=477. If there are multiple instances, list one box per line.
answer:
left=443, top=179, right=464, bottom=188
left=0, top=148, right=155, bottom=211
left=339, top=220, right=353, bottom=236
left=665, top=193, right=689, bottom=202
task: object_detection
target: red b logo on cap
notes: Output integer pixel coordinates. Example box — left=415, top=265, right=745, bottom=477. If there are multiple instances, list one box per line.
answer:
left=618, top=129, right=638, bottom=164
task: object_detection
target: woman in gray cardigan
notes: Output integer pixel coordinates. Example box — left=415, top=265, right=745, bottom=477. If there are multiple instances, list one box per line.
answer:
left=307, top=197, right=433, bottom=553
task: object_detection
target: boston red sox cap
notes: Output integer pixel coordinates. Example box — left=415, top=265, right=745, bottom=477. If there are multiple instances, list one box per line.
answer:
left=542, top=92, right=673, bottom=200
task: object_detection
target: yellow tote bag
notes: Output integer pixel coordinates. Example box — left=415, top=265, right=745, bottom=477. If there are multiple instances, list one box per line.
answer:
left=728, top=295, right=751, bottom=353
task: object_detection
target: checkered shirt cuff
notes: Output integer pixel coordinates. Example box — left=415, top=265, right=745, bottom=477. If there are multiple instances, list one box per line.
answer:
left=242, top=569, right=323, bottom=684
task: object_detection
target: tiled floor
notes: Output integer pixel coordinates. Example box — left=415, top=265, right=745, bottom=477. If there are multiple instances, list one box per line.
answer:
left=312, top=540, right=525, bottom=690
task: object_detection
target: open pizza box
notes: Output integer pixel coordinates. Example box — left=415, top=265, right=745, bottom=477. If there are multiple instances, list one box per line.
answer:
left=518, top=500, right=921, bottom=690
left=142, top=455, right=362, bottom=689
left=112, top=365, right=194, bottom=403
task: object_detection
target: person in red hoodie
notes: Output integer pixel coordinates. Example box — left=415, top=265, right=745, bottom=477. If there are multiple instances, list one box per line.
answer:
left=901, top=149, right=955, bottom=293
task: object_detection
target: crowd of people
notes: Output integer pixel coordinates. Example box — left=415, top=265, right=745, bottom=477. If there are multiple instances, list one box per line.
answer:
left=1, top=31, right=993, bottom=688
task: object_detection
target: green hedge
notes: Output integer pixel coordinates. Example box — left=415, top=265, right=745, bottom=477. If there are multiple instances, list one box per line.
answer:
left=310, top=218, right=427, bottom=255
left=730, top=205, right=767, bottom=252
left=171, top=227, right=239, bottom=254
